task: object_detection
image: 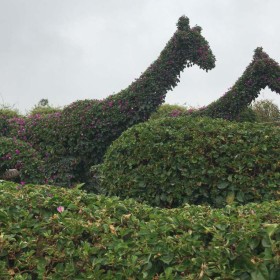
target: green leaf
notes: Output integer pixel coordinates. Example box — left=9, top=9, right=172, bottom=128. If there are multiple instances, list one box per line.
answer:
left=263, top=223, right=279, bottom=238
left=74, top=183, right=85, bottom=189
left=251, top=264, right=269, bottom=280
left=165, top=267, right=173, bottom=278
left=161, top=254, right=174, bottom=264
left=261, top=235, right=271, bottom=248
left=217, top=182, right=228, bottom=189
left=236, top=191, right=245, bottom=202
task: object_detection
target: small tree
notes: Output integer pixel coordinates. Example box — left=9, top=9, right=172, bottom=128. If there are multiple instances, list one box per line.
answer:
left=28, top=99, right=61, bottom=116
left=252, top=99, right=280, bottom=122
left=38, top=99, right=49, bottom=107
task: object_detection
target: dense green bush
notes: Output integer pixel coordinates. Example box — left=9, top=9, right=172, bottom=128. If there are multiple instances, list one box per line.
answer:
left=28, top=106, right=62, bottom=116
left=192, top=48, right=280, bottom=120
left=99, top=117, right=280, bottom=208
left=0, top=107, right=21, bottom=136
left=6, top=113, right=79, bottom=186
left=235, top=106, right=258, bottom=122
left=0, top=181, right=280, bottom=279
left=0, top=137, right=45, bottom=183
left=7, top=16, right=215, bottom=186
left=149, top=104, right=188, bottom=120
left=27, top=98, right=62, bottom=116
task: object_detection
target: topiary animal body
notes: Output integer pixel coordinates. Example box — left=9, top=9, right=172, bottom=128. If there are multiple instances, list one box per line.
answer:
left=11, top=16, right=216, bottom=185
left=193, top=48, right=280, bottom=120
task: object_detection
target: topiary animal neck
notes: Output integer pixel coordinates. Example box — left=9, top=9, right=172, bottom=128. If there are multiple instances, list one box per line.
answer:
left=194, top=48, right=280, bottom=120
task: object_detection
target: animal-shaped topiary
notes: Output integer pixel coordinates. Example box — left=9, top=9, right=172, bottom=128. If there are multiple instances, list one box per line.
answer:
left=193, top=48, right=280, bottom=120
left=10, top=16, right=216, bottom=185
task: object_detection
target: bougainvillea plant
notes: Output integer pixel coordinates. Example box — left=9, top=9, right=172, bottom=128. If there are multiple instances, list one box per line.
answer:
left=0, top=107, right=21, bottom=137
left=192, top=48, right=280, bottom=120
left=0, top=137, right=45, bottom=184
left=7, top=16, right=216, bottom=185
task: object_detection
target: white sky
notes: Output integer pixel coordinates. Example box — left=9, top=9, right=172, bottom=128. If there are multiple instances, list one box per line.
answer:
left=0, top=0, right=279, bottom=114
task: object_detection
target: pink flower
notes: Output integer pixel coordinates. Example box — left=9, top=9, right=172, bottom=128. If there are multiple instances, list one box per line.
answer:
left=20, top=181, right=25, bottom=186
left=170, top=110, right=181, bottom=117
left=15, top=149, right=20, bottom=155
left=57, top=206, right=64, bottom=213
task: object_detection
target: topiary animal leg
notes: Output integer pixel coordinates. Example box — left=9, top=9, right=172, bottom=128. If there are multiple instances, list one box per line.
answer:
left=194, top=48, right=280, bottom=120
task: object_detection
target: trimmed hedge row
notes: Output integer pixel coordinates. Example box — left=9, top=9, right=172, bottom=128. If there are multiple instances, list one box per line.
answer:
left=0, top=137, right=45, bottom=184
left=193, top=48, right=280, bottom=120
left=0, top=181, right=280, bottom=279
left=98, top=117, right=280, bottom=208
left=6, top=16, right=215, bottom=186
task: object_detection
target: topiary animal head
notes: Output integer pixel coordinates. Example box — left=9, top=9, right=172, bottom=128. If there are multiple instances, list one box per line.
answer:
left=175, top=16, right=216, bottom=71
left=252, top=47, right=280, bottom=94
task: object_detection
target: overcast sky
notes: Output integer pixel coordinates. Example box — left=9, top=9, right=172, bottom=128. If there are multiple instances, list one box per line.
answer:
left=0, top=0, right=279, bottom=114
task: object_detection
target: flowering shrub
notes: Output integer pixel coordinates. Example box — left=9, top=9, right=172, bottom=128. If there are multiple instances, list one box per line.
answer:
left=99, top=117, right=280, bottom=208
left=7, top=16, right=216, bottom=185
left=193, top=48, right=280, bottom=120
left=0, top=137, right=45, bottom=183
left=0, top=181, right=280, bottom=278
left=7, top=116, right=27, bottom=141
left=0, top=108, right=21, bottom=137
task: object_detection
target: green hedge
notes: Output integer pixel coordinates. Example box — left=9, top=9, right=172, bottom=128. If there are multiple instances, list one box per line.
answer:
left=0, top=181, right=279, bottom=279
left=0, top=137, right=45, bottom=184
left=99, top=117, right=280, bottom=208
left=7, top=16, right=215, bottom=186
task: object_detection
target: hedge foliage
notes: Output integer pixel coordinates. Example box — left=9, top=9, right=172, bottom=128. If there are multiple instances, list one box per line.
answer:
left=0, top=137, right=45, bottom=183
left=6, top=16, right=215, bottom=186
left=149, top=104, right=188, bottom=120
left=27, top=106, right=62, bottom=116
left=150, top=104, right=257, bottom=122
left=99, top=117, right=280, bottom=208
left=193, top=48, right=280, bottom=120
left=0, top=181, right=279, bottom=279
left=0, top=107, right=21, bottom=137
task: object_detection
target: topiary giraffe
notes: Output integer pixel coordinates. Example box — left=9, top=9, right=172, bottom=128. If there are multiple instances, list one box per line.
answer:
left=8, top=16, right=216, bottom=185
left=193, top=48, right=280, bottom=120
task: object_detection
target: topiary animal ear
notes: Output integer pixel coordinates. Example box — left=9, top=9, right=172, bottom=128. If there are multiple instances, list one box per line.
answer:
left=177, top=16, right=190, bottom=31
left=192, top=25, right=202, bottom=33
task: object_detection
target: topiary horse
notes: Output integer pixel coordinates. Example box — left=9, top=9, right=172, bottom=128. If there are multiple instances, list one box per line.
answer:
left=10, top=16, right=216, bottom=185
left=193, top=48, right=280, bottom=120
